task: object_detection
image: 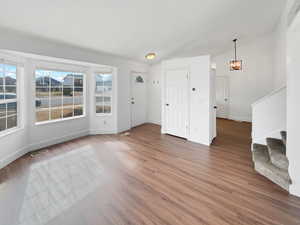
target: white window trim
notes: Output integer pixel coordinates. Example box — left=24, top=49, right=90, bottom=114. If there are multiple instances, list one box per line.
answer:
left=0, top=61, right=20, bottom=135
left=95, top=72, right=113, bottom=116
left=34, top=63, right=87, bottom=125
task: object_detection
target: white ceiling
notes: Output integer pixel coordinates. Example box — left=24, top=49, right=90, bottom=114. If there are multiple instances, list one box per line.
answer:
left=0, top=0, right=286, bottom=63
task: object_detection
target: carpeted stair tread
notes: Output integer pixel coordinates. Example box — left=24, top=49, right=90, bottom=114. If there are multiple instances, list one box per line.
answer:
left=266, top=138, right=288, bottom=170
left=252, top=143, right=291, bottom=191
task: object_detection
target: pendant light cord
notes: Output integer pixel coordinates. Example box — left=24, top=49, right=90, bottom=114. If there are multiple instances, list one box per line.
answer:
left=233, top=39, right=237, bottom=61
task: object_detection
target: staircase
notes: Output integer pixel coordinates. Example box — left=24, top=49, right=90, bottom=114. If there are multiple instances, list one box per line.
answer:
left=252, top=131, right=291, bottom=191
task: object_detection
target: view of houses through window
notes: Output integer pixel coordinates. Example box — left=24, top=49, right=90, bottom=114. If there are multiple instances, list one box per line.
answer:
left=95, top=73, right=112, bottom=114
left=35, top=69, right=84, bottom=122
left=0, top=63, right=17, bottom=132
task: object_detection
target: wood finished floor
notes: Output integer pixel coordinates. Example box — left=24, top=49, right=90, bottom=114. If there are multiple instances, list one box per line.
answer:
left=1, top=119, right=300, bottom=225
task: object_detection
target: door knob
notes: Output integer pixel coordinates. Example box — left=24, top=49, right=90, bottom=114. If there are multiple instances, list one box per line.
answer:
left=131, top=102, right=135, bottom=104
left=166, top=103, right=169, bottom=106
left=214, top=106, right=217, bottom=109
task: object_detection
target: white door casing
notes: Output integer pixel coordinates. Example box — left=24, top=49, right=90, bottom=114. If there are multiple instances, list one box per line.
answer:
left=130, top=72, right=147, bottom=128
left=216, top=76, right=229, bottom=119
left=211, top=69, right=217, bottom=140
left=164, top=69, right=189, bottom=138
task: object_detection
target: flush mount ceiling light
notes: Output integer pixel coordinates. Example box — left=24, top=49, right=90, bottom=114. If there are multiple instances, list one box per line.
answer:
left=230, top=39, right=242, bottom=71
left=145, top=53, right=156, bottom=60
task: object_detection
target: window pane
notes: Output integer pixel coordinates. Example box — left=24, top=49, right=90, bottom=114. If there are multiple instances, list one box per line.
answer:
left=0, top=67, right=4, bottom=88
left=0, top=104, right=6, bottom=117
left=51, top=107, right=62, bottom=120
left=50, top=72, right=63, bottom=87
left=5, top=64, right=16, bottom=73
left=51, top=87, right=62, bottom=108
left=0, top=85, right=4, bottom=100
left=96, top=96, right=103, bottom=103
left=74, top=105, right=83, bottom=116
left=103, top=86, right=112, bottom=96
left=5, top=66, right=16, bottom=85
left=104, top=97, right=111, bottom=113
left=96, top=105, right=104, bottom=114
left=95, top=75, right=103, bottom=93
left=103, top=74, right=112, bottom=87
left=63, top=74, right=73, bottom=87
left=36, top=87, right=49, bottom=109
left=36, top=109, right=49, bottom=122
left=104, top=106, right=111, bottom=114
left=5, top=86, right=16, bottom=100
left=74, top=74, right=83, bottom=87
left=63, top=88, right=73, bottom=107
left=0, top=117, right=6, bottom=131
left=50, top=87, right=62, bottom=120
left=36, top=70, right=50, bottom=87
left=63, top=107, right=73, bottom=118
left=74, top=88, right=83, bottom=105
left=7, top=102, right=17, bottom=116
left=7, top=115, right=17, bottom=129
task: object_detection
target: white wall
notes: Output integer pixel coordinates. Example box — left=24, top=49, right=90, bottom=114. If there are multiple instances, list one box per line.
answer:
left=287, top=0, right=300, bottom=197
left=273, top=0, right=299, bottom=90
left=213, top=34, right=275, bottom=122
left=147, top=63, right=162, bottom=125
left=252, top=87, right=287, bottom=145
left=273, top=12, right=288, bottom=90
left=0, top=28, right=148, bottom=169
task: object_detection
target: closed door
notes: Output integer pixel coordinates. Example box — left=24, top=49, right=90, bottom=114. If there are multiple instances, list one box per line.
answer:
left=165, top=69, right=188, bottom=138
left=216, top=76, right=229, bottom=118
left=131, top=72, right=147, bottom=128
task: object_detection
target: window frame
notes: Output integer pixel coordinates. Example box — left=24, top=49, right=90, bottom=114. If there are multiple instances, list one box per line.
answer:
left=95, top=72, right=113, bottom=116
left=0, top=61, right=20, bottom=135
left=34, top=66, right=86, bottom=125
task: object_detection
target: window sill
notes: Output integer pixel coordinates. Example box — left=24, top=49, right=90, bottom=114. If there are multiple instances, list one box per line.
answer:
left=96, top=113, right=112, bottom=117
left=35, top=115, right=86, bottom=126
left=0, top=127, right=24, bottom=139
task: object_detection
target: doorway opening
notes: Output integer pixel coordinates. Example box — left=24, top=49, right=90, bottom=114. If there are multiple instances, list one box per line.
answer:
left=214, top=76, right=252, bottom=149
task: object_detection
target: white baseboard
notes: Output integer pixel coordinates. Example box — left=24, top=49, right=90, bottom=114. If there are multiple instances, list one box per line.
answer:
left=27, top=129, right=90, bottom=152
left=228, top=114, right=252, bottom=122
left=89, top=129, right=118, bottom=135
left=147, top=120, right=161, bottom=125
left=188, top=137, right=210, bottom=146
left=0, top=146, right=28, bottom=170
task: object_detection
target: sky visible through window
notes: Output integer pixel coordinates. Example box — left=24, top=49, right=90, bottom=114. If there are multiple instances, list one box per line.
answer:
left=36, top=70, right=82, bottom=83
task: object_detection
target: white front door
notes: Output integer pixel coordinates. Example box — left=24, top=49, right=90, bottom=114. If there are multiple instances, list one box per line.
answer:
left=164, top=69, right=188, bottom=138
left=216, top=76, right=229, bottom=119
left=130, top=72, right=147, bottom=128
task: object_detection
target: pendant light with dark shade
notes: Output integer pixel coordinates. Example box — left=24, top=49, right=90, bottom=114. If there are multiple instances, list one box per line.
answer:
left=230, top=39, right=242, bottom=71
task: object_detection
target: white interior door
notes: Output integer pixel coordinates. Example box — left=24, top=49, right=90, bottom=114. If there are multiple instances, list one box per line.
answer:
left=164, top=69, right=188, bottom=138
left=131, top=72, right=147, bottom=128
left=216, top=76, right=229, bottom=119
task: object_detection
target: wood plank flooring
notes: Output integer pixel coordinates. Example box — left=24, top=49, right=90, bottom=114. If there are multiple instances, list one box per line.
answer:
left=0, top=119, right=300, bottom=225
